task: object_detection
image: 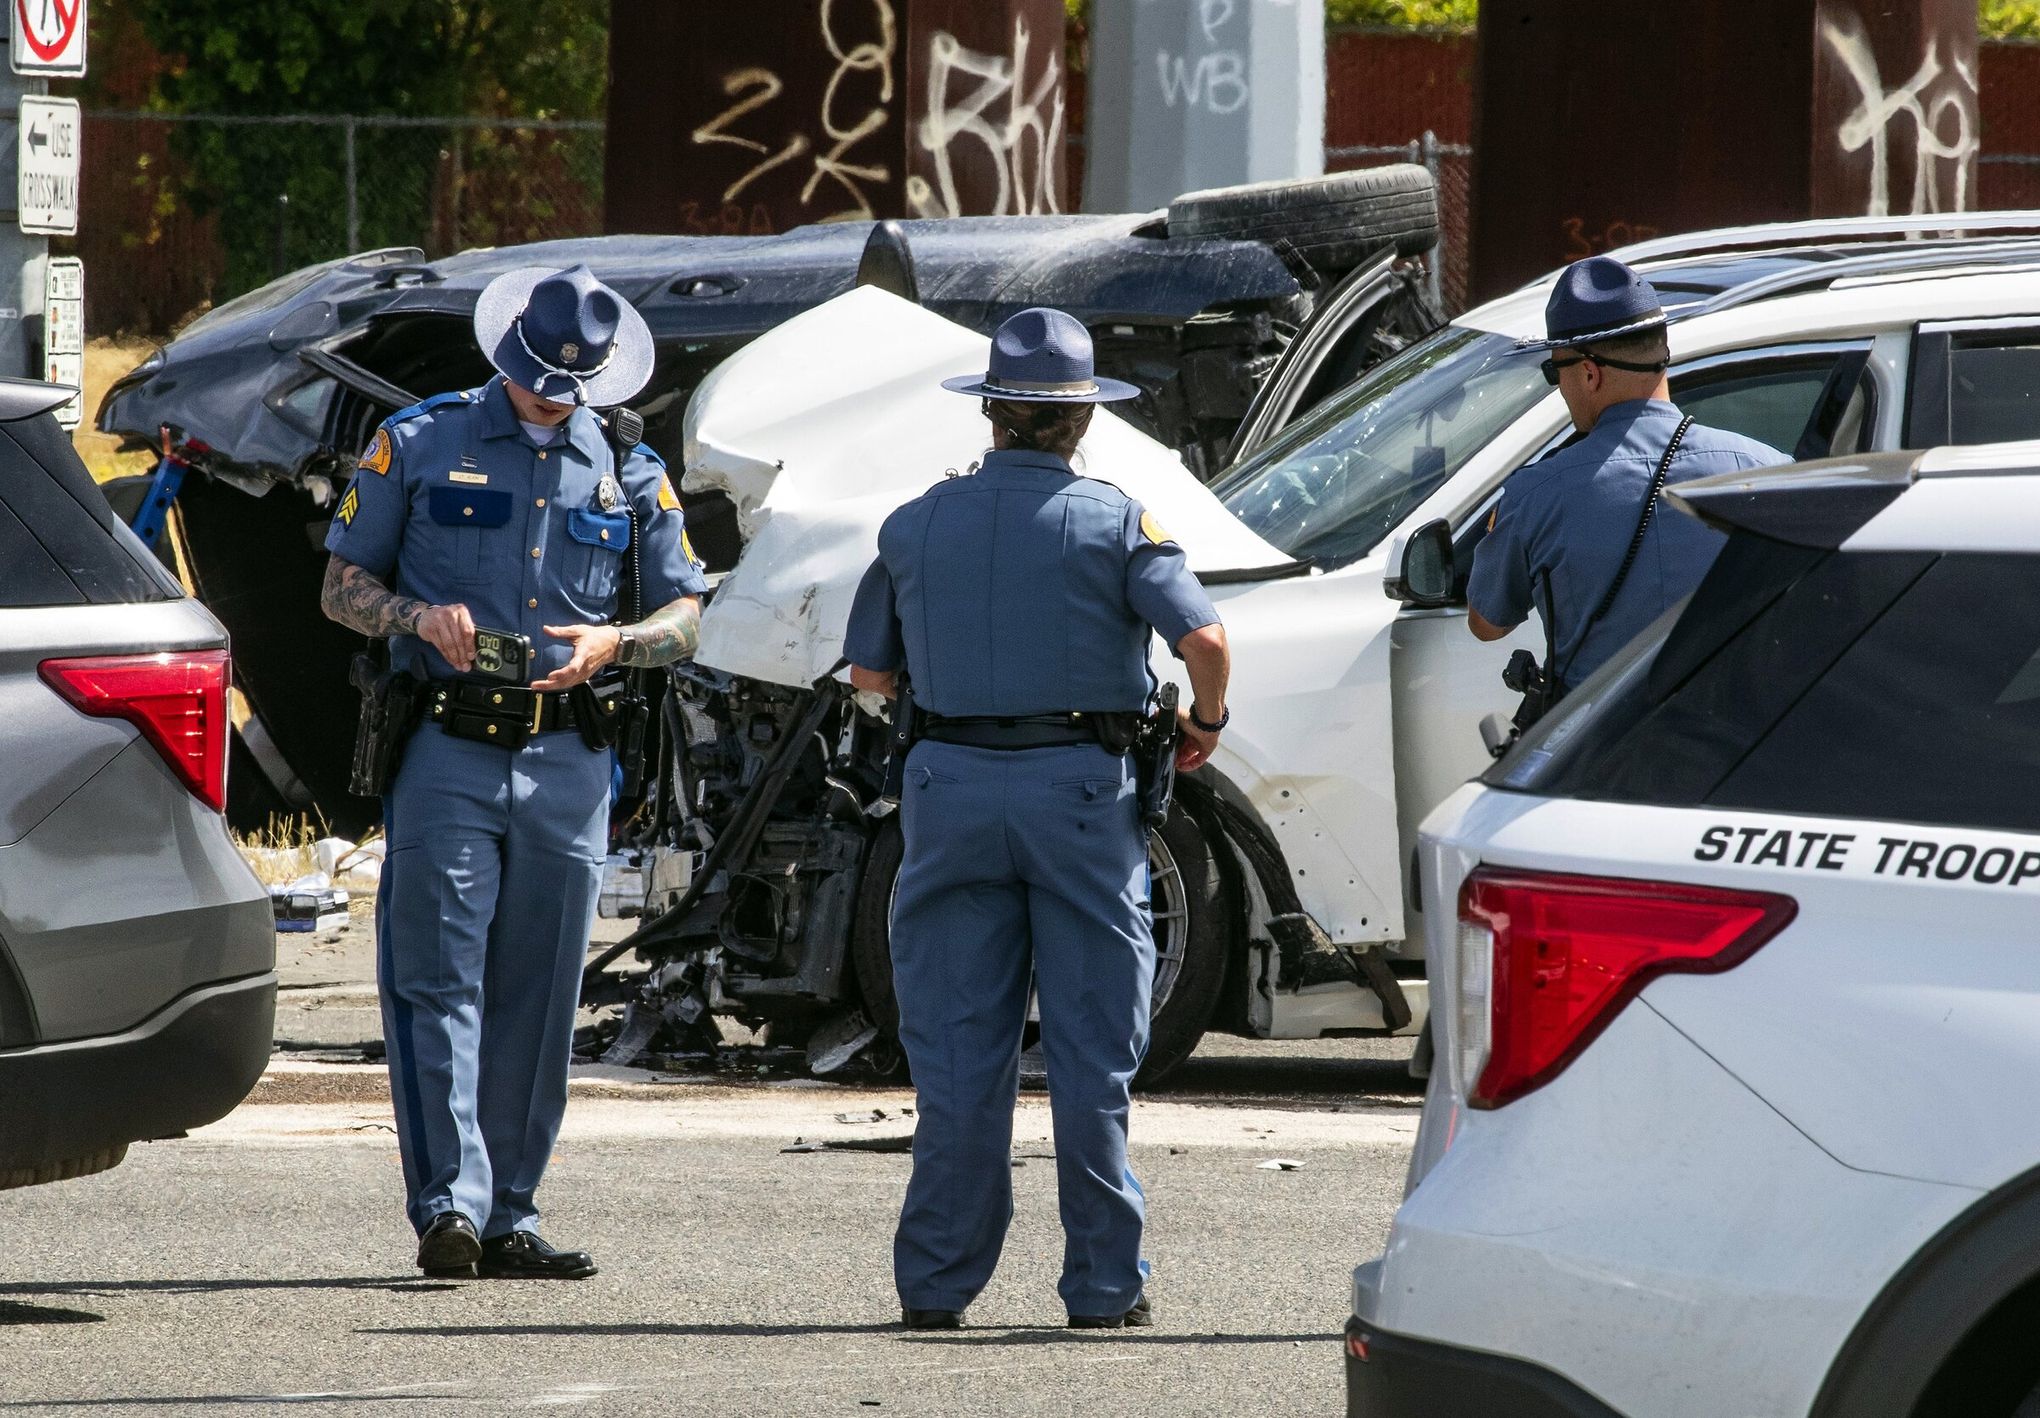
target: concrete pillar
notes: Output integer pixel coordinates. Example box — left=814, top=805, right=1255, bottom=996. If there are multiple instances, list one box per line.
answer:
left=1082, top=0, right=1326, bottom=213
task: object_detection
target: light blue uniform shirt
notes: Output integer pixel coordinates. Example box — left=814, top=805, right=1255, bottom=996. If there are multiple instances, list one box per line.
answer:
left=325, top=377, right=708, bottom=682
left=844, top=448, right=1220, bottom=716
left=1468, top=399, right=1789, bottom=686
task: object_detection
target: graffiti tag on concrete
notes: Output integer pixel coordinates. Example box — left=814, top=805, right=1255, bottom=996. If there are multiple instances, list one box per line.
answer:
left=1822, top=9, right=1977, bottom=216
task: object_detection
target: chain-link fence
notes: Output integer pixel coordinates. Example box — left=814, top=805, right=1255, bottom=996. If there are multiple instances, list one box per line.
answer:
left=77, top=113, right=604, bottom=337
left=1328, top=132, right=1472, bottom=314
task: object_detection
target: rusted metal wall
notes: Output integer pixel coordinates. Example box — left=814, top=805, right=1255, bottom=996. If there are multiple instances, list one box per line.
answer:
left=1470, top=1, right=1977, bottom=303
left=605, top=0, right=1067, bottom=235
left=1470, top=0, right=1818, bottom=302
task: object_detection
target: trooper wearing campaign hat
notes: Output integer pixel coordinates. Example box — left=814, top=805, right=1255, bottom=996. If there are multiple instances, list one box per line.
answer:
left=1466, top=254, right=1791, bottom=690
left=844, top=307, right=1232, bottom=1331
left=319, top=264, right=709, bottom=1278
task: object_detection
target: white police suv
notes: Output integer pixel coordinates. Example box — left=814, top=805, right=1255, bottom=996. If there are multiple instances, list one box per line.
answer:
left=1346, top=444, right=2040, bottom=1417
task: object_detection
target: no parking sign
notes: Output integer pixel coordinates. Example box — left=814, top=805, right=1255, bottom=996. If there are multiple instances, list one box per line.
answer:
left=11, top=0, right=85, bottom=76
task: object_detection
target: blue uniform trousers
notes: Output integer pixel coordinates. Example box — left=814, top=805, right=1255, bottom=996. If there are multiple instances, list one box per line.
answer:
left=890, top=739, right=1155, bottom=1316
left=378, top=723, right=610, bottom=1238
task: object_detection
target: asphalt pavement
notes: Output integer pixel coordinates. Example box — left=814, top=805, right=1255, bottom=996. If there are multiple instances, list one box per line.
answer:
left=0, top=1036, right=1419, bottom=1417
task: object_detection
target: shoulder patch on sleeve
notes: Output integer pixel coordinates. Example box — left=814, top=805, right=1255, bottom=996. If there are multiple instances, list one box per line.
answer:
left=337, top=485, right=360, bottom=526
left=658, top=475, right=680, bottom=512
left=359, top=427, right=393, bottom=476
left=1139, top=510, right=1173, bottom=546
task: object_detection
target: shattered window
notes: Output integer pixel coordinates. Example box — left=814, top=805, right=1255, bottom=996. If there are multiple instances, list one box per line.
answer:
left=1213, top=328, right=1549, bottom=570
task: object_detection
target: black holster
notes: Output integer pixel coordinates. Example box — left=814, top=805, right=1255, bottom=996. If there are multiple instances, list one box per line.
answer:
left=1133, top=683, right=1181, bottom=828
left=880, top=677, right=920, bottom=800
left=349, top=650, right=424, bottom=797
left=576, top=673, right=654, bottom=794
left=1502, top=647, right=1563, bottom=741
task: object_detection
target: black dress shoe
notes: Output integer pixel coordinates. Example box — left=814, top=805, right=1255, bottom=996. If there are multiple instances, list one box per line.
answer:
left=476, top=1230, right=598, bottom=1279
left=900, top=1307, right=964, bottom=1330
left=416, top=1212, right=481, bottom=1276
left=1069, top=1293, right=1152, bottom=1329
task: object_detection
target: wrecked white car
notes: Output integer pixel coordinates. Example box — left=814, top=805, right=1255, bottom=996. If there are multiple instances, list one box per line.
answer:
left=598, top=213, right=2040, bottom=1084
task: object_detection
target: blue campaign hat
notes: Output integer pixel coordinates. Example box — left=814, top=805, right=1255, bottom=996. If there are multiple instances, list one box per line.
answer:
left=473, top=264, right=655, bottom=405
left=942, top=307, right=1140, bottom=403
left=1519, top=255, right=1669, bottom=351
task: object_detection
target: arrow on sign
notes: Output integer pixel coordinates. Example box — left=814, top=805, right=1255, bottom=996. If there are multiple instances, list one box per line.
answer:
left=26, top=122, right=47, bottom=154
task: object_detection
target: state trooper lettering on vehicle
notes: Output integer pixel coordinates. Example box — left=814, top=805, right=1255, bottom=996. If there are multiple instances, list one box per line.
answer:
left=1695, top=822, right=2040, bottom=887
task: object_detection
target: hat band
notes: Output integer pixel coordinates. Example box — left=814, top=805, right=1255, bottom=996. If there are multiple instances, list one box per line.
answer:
left=514, top=313, right=616, bottom=397
left=980, top=374, right=1100, bottom=396
left=1549, top=311, right=1666, bottom=341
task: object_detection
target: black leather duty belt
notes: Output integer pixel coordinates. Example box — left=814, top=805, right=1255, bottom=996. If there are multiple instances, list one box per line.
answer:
left=922, top=713, right=1116, bottom=752
left=427, top=679, right=586, bottom=749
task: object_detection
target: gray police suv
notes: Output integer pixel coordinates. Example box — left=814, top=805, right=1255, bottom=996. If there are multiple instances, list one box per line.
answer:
left=0, top=379, right=273, bottom=1191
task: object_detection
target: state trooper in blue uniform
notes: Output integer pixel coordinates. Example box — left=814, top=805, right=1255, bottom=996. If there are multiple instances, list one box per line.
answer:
left=320, top=265, right=708, bottom=1278
left=1468, top=255, right=1790, bottom=686
left=843, top=308, right=1232, bottom=1331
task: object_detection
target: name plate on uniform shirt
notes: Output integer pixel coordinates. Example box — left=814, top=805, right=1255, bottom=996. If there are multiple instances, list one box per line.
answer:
left=449, top=470, right=489, bottom=485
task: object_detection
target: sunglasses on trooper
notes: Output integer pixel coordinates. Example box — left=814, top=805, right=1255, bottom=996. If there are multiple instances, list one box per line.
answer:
left=1540, top=350, right=1672, bottom=387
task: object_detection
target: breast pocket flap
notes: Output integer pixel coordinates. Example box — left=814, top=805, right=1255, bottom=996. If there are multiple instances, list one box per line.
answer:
left=427, top=485, right=513, bottom=528
left=567, top=507, right=632, bottom=552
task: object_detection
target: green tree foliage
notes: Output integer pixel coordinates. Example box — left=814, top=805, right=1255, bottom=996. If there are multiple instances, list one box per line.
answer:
left=129, top=0, right=606, bottom=296
left=1082, top=0, right=2040, bottom=38
left=1982, top=1, right=2040, bottom=39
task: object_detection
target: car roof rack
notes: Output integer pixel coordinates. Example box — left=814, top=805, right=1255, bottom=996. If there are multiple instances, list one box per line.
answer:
left=1682, top=237, right=2040, bottom=322
left=1607, top=211, right=2040, bottom=268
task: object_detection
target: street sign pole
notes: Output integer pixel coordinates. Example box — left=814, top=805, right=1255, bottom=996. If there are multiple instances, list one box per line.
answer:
left=0, top=61, right=47, bottom=383
left=5, top=0, right=85, bottom=415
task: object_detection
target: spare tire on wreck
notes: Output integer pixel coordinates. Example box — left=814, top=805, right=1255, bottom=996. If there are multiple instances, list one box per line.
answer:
left=1167, top=164, right=1439, bottom=275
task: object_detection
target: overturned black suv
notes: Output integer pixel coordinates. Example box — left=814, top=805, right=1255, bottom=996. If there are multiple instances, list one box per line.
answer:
left=97, top=168, right=1440, bottom=835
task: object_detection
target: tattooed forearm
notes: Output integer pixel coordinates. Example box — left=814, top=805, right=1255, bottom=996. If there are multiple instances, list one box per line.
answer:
left=615, top=596, right=702, bottom=666
left=320, top=555, right=429, bottom=638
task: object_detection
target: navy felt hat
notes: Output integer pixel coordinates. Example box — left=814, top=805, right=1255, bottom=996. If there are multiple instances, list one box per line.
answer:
left=1519, top=255, right=1668, bottom=351
left=473, top=264, right=654, bottom=405
left=942, top=307, right=1139, bottom=403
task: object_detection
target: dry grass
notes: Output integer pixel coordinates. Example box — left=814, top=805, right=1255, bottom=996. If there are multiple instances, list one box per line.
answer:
left=77, top=337, right=161, bottom=483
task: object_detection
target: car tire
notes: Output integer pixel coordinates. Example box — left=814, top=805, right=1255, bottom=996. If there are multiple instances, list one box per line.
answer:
left=1168, top=164, right=1440, bottom=274
left=850, top=802, right=1229, bottom=1089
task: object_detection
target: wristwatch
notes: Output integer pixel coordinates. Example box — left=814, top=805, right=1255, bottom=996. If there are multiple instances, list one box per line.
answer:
left=614, top=628, right=639, bottom=667
left=1189, top=703, right=1229, bottom=734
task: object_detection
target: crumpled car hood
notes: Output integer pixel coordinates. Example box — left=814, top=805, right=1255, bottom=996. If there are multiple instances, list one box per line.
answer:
left=685, top=286, right=1290, bottom=688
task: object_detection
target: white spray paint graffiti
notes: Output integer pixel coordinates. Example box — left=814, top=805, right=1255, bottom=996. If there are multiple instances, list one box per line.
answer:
left=1822, top=10, right=1978, bottom=216
left=907, top=21, right=1065, bottom=220
left=1155, top=0, right=1249, bottom=115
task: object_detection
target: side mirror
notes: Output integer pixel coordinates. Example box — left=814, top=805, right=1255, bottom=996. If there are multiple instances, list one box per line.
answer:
left=1385, top=518, right=1455, bottom=607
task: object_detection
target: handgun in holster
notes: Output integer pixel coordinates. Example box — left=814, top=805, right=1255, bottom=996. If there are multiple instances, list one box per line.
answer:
left=349, top=644, right=424, bottom=797
left=880, top=676, right=921, bottom=801
left=1134, top=682, right=1181, bottom=828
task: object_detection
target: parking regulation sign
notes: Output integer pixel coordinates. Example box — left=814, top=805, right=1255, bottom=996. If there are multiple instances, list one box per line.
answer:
left=43, top=256, right=81, bottom=430
left=11, top=0, right=86, bottom=76
left=17, top=95, right=78, bottom=234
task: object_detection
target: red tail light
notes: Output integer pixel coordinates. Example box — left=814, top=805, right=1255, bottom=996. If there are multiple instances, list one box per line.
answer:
left=40, top=650, right=230, bottom=813
left=1459, top=868, right=1796, bottom=1109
